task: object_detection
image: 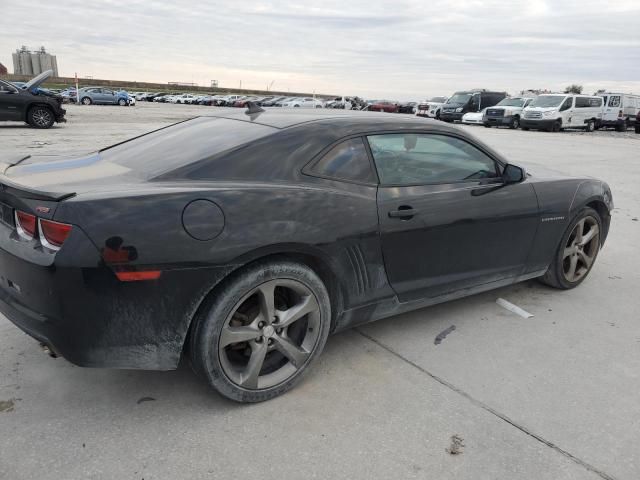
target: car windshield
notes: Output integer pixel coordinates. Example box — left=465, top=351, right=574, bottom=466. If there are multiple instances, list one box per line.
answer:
left=496, top=98, right=525, bottom=107
left=429, top=97, right=447, bottom=103
left=528, top=96, right=565, bottom=108
left=99, top=117, right=276, bottom=178
left=446, top=93, right=472, bottom=104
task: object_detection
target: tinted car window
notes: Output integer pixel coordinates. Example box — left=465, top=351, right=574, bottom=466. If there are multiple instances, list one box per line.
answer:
left=576, top=97, right=602, bottom=108
left=368, top=134, right=498, bottom=186
left=100, top=117, right=276, bottom=178
left=0, top=81, right=17, bottom=93
left=608, top=96, right=621, bottom=107
left=310, top=138, right=376, bottom=183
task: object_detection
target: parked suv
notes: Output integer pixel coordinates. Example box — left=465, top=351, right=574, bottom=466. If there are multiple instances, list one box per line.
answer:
left=0, top=70, right=66, bottom=128
left=415, top=96, right=448, bottom=119
left=483, top=97, right=535, bottom=129
left=440, top=90, right=506, bottom=122
left=521, top=94, right=603, bottom=132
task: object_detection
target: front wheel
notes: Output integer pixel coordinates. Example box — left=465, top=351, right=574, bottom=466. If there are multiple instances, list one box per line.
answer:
left=483, top=123, right=492, bottom=128
left=81, top=97, right=92, bottom=105
left=539, top=207, right=602, bottom=289
left=27, top=106, right=55, bottom=129
left=551, top=120, right=562, bottom=132
left=510, top=117, right=520, bottom=129
left=118, top=98, right=127, bottom=106
left=190, top=260, right=331, bottom=402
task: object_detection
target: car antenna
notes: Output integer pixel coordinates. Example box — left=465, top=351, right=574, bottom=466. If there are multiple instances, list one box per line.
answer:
left=245, top=101, right=264, bottom=115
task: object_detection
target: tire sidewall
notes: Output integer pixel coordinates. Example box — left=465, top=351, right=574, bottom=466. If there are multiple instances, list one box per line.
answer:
left=550, top=207, right=602, bottom=289
left=191, top=261, right=331, bottom=402
left=28, top=106, right=54, bottom=129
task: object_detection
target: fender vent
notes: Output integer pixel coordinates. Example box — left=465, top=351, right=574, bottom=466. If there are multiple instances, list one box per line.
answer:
left=346, top=245, right=370, bottom=295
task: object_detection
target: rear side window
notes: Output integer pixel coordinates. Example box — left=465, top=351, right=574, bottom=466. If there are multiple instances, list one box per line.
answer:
left=100, top=117, right=276, bottom=179
left=576, top=97, right=602, bottom=108
left=608, top=96, right=621, bottom=107
left=309, top=138, right=376, bottom=184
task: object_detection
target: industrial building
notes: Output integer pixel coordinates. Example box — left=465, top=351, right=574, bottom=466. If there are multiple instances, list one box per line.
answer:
left=12, top=46, right=59, bottom=77
left=0, top=62, right=7, bottom=75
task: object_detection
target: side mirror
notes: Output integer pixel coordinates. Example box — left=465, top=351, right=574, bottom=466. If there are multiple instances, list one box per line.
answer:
left=503, top=164, right=525, bottom=184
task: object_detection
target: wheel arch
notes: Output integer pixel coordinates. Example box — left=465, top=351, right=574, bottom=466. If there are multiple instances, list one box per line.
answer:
left=24, top=102, right=53, bottom=121
left=181, top=244, right=346, bottom=357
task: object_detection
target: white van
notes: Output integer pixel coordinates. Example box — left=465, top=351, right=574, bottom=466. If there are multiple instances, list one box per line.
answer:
left=521, top=94, right=603, bottom=132
left=598, top=92, right=640, bottom=131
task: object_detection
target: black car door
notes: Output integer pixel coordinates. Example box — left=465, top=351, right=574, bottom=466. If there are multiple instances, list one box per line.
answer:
left=369, top=132, right=539, bottom=302
left=0, top=81, right=25, bottom=121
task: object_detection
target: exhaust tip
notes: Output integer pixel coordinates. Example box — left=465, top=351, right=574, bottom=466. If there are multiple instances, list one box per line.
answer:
left=40, top=343, right=58, bottom=358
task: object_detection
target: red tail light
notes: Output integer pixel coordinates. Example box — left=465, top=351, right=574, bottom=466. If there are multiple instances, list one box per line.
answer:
left=39, top=219, right=72, bottom=249
left=15, top=211, right=37, bottom=238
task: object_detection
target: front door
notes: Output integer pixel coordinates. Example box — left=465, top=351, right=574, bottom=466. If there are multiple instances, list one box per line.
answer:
left=0, top=81, right=25, bottom=121
left=369, top=132, right=540, bottom=302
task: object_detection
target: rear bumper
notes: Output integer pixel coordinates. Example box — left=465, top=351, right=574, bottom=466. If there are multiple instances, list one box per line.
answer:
left=0, top=221, right=232, bottom=370
left=521, top=119, right=556, bottom=130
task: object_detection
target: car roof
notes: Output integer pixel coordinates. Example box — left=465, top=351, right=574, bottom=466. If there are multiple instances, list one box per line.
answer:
left=198, top=108, right=455, bottom=131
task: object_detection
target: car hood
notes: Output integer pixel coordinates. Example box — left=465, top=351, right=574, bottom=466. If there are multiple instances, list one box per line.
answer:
left=23, top=69, right=54, bottom=90
left=443, top=102, right=464, bottom=108
left=524, top=107, right=558, bottom=113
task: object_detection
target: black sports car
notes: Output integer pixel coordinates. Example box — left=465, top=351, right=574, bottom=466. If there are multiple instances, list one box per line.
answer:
left=0, top=108, right=612, bottom=402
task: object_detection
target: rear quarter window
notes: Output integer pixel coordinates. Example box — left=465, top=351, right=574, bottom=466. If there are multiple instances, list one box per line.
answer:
left=100, top=117, right=276, bottom=179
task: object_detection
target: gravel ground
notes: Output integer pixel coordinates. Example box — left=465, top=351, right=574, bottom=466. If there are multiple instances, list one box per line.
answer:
left=0, top=103, right=639, bottom=480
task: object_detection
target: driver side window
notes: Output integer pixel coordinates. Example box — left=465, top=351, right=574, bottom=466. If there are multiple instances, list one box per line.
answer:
left=560, top=97, right=573, bottom=111
left=0, top=81, right=17, bottom=94
left=367, top=134, right=499, bottom=186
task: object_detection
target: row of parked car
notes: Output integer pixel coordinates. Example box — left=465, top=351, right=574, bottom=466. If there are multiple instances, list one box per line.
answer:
left=415, top=89, right=640, bottom=132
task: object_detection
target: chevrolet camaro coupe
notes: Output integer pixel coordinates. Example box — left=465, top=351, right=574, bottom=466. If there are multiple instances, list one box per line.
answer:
left=0, top=107, right=612, bottom=402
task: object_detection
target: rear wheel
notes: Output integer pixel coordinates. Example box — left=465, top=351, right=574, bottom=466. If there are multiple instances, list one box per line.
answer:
left=585, top=120, right=594, bottom=132
left=27, top=106, right=55, bottom=129
left=539, top=207, right=602, bottom=289
left=483, top=123, right=492, bottom=128
left=190, top=260, right=331, bottom=402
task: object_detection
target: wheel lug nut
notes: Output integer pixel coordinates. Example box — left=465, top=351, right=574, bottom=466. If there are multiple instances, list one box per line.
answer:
left=258, top=321, right=265, bottom=328
left=255, top=336, right=263, bottom=343
left=277, top=328, right=282, bottom=334
left=268, top=338, right=273, bottom=345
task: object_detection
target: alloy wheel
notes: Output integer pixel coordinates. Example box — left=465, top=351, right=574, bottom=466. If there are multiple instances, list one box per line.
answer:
left=32, top=109, right=52, bottom=127
left=562, top=216, right=599, bottom=282
left=218, top=279, right=321, bottom=390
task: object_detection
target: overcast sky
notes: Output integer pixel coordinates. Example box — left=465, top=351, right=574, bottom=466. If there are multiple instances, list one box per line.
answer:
left=1, top=0, right=639, bottom=99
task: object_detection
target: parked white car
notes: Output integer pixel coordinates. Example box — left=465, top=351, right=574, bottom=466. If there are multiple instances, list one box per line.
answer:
left=461, top=109, right=486, bottom=125
left=415, top=96, right=448, bottom=119
left=598, top=92, right=640, bottom=131
left=281, top=97, right=324, bottom=108
left=521, top=94, right=603, bottom=132
left=135, top=92, right=149, bottom=101
left=172, top=94, right=196, bottom=104
left=483, top=97, right=535, bottom=129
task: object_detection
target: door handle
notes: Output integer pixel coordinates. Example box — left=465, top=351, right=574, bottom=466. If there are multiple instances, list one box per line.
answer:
left=388, top=206, right=417, bottom=219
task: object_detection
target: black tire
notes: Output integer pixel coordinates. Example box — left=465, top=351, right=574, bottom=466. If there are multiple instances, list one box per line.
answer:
left=189, top=260, right=331, bottom=402
left=118, top=98, right=127, bottom=106
left=522, top=127, right=530, bottom=131
left=81, top=96, right=92, bottom=105
left=510, top=116, right=520, bottom=129
left=539, top=207, right=602, bottom=290
left=551, top=120, right=562, bottom=132
left=27, top=106, right=55, bottom=129
left=616, top=122, right=626, bottom=132
left=435, top=110, right=441, bottom=120
left=483, top=123, right=492, bottom=128
left=585, top=120, right=594, bottom=132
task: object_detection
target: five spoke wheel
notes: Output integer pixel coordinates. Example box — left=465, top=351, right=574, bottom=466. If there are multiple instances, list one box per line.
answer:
left=218, top=279, right=321, bottom=390
left=562, top=216, right=600, bottom=283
